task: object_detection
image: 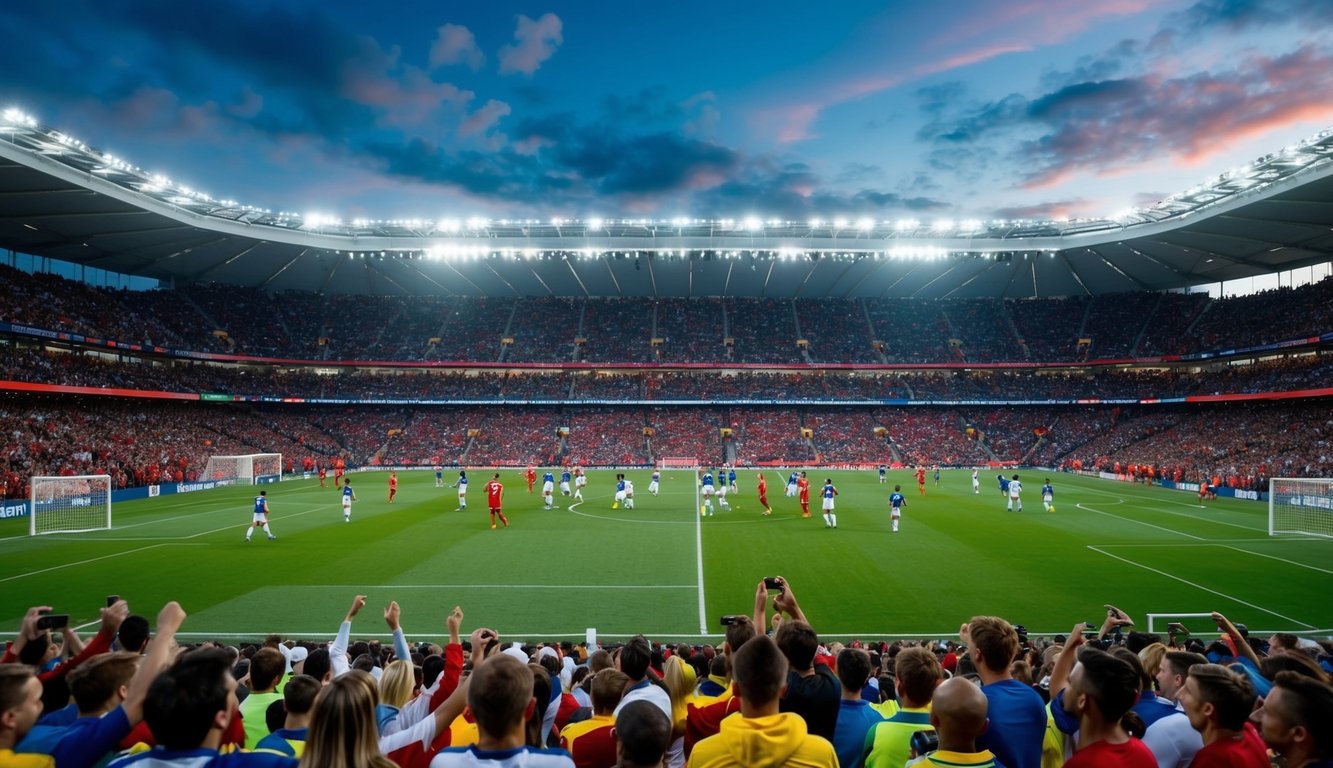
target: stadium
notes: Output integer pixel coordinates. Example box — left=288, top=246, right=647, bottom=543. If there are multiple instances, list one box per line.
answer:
left=1, top=4, right=1331, bottom=767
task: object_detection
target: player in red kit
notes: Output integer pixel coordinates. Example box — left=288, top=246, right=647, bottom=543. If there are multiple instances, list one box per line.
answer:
left=916, top=466, right=927, bottom=496
left=388, top=472, right=398, bottom=504
left=334, top=457, right=346, bottom=488
left=797, top=471, right=811, bottom=518
left=525, top=466, right=537, bottom=493
left=487, top=473, right=509, bottom=529
left=318, top=465, right=327, bottom=488
left=757, top=472, right=772, bottom=516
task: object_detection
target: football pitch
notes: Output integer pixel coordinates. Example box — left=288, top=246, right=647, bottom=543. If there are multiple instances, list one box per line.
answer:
left=2, top=469, right=1330, bottom=643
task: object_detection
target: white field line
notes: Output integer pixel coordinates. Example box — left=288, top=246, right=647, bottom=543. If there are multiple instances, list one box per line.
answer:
left=315, top=584, right=697, bottom=589
left=1086, top=545, right=1314, bottom=628
left=0, top=544, right=177, bottom=584
left=1078, top=486, right=1264, bottom=532
left=1076, top=501, right=1205, bottom=541
left=1093, top=542, right=1333, bottom=575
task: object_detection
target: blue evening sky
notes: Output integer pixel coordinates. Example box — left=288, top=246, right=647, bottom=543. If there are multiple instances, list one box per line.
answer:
left=2, top=0, right=1330, bottom=222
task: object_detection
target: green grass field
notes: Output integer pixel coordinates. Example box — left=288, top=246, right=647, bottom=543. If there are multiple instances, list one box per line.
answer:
left=2, top=469, right=1329, bottom=643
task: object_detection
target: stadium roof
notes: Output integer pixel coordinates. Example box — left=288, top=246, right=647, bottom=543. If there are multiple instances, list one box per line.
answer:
left=2, top=110, right=1333, bottom=299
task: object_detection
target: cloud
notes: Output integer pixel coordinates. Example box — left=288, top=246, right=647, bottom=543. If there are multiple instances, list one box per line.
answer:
left=498, top=13, right=563, bottom=76
left=430, top=24, right=485, bottom=71
left=918, top=42, right=1333, bottom=190
left=459, top=99, right=512, bottom=138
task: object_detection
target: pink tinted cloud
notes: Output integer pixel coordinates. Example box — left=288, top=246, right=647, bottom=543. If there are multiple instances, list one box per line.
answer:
left=930, top=0, right=1154, bottom=49
left=1017, top=45, right=1333, bottom=189
left=498, top=13, right=563, bottom=76
left=459, top=99, right=512, bottom=138
left=430, top=24, right=485, bottom=71
left=763, top=42, right=1027, bottom=144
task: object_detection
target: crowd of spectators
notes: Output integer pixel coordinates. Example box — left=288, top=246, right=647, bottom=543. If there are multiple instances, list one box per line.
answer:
left=3, top=266, right=1333, bottom=365
left=2, top=394, right=1331, bottom=497
left=6, top=581, right=1328, bottom=768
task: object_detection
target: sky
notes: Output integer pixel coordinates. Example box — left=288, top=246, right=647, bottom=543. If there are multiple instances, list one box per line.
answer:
left=2, top=0, right=1332, bottom=223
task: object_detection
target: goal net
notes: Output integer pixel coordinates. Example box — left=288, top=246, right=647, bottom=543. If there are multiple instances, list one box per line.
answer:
left=1269, top=477, right=1333, bottom=538
left=30, top=475, right=112, bottom=536
left=658, top=456, right=699, bottom=469
left=204, top=453, right=283, bottom=485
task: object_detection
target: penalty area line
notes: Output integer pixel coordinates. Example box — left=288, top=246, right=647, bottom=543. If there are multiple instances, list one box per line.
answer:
left=1087, top=545, right=1314, bottom=628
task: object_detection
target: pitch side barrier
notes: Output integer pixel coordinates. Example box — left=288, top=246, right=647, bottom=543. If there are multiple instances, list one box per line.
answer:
left=1, top=319, right=1330, bottom=370
left=0, top=478, right=241, bottom=520
left=1072, top=469, right=1267, bottom=502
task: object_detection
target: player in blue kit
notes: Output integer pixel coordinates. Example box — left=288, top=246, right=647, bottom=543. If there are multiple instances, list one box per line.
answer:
left=245, top=490, right=277, bottom=541
left=341, top=481, right=357, bottom=522
left=1041, top=479, right=1055, bottom=513
left=560, top=469, right=572, bottom=496
left=821, top=479, right=838, bottom=529
left=451, top=470, right=469, bottom=511
left=700, top=470, right=716, bottom=516
left=542, top=471, right=555, bottom=509
left=888, top=485, right=907, bottom=534
left=648, top=469, right=660, bottom=496
left=878, top=464, right=887, bottom=483
left=786, top=471, right=799, bottom=497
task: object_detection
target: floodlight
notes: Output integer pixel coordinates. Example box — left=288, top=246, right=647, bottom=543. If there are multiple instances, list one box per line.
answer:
left=832, top=217, right=849, bottom=229
left=587, top=217, right=604, bottom=231
left=466, top=216, right=487, bottom=229
left=438, top=218, right=460, bottom=233
left=808, top=218, right=822, bottom=229
left=856, top=217, right=874, bottom=231
left=743, top=216, right=762, bottom=231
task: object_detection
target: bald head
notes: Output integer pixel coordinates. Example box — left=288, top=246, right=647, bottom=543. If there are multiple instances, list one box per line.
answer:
left=931, top=677, right=989, bottom=747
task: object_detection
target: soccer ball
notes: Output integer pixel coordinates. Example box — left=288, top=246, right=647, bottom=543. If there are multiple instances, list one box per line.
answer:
left=1048, top=505, right=1055, bottom=513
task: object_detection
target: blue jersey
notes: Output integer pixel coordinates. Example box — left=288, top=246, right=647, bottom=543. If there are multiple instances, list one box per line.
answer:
left=616, top=479, right=626, bottom=492
left=889, top=492, right=906, bottom=509
left=728, top=470, right=736, bottom=484
left=561, top=471, right=571, bottom=483
left=934, top=469, right=940, bottom=480
left=701, top=473, right=714, bottom=488
left=342, top=486, right=353, bottom=500
left=822, top=484, right=836, bottom=499
left=543, top=472, right=554, bottom=483
left=878, top=466, right=886, bottom=476
left=458, top=475, right=468, bottom=488
left=999, top=476, right=1010, bottom=492
left=651, top=471, right=660, bottom=481
left=789, top=472, right=799, bottom=485
left=253, top=496, right=267, bottom=514
left=435, top=466, right=443, bottom=478
left=1042, top=484, right=1054, bottom=497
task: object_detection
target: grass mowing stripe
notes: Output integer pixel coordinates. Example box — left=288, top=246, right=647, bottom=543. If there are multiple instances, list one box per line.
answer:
left=1087, top=545, right=1314, bottom=628
left=0, top=543, right=188, bottom=583
left=1076, top=501, right=1205, bottom=540
left=1217, top=544, right=1333, bottom=575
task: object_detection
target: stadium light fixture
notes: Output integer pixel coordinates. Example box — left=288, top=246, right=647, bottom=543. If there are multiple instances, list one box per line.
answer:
left=587, top=217, right=604, bottom=231
left=856, top=217, right=874, bottom=231
left=743, top=216, right=762, bottom=231
left=808, top=218, right=822, bottom=229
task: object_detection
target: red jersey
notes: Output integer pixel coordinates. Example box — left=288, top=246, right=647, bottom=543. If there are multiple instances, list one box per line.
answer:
left=486, top=481, right=503, bottom=508
left=797, top=477, right=810, bottom=500
left=525, top=468, right=537, bottom=482
left=757, top=477, right=767, bottom=495
left=389, top=475, right=398, bottom=489
left=318, top=467, right=326, bottom=477
left=916, top=469, right=926, bottom=484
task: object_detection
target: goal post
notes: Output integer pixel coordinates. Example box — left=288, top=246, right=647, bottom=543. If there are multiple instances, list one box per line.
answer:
left=204, top=454, right=283, bottom=485
left=30, top=475, right=112, bottom=536
left=1268, top=477, right=1333, bottom=538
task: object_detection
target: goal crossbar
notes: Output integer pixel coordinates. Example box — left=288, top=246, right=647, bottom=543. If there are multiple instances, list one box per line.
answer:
left=30, top=474, right=112, bottom=536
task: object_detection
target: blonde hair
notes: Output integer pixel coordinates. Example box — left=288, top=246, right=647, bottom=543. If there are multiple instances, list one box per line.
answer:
left=1138, top=643, right=1167, bottom=691
left=299, top=670, right=396, bottom=768
left=379, top=659, right=415, bottom=709
left=663, top=655, right=696, bottom=735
